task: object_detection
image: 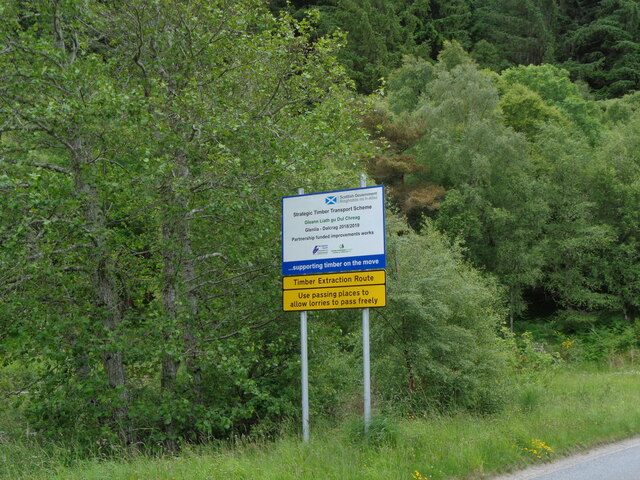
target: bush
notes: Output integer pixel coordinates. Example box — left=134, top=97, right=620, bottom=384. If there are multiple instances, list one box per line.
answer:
left=580, top=323, right=639, bottom=363
left=373, top=216, right=513, bottom=415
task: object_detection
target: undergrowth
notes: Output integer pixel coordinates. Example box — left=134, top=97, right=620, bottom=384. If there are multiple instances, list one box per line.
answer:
left=3, top=363, right=639, bottom=480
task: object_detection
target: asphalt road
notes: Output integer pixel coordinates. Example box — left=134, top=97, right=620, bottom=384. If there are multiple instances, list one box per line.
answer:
left=491, top=436, right=640, bottom=480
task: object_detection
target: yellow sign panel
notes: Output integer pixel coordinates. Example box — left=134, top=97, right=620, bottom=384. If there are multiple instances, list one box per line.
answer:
left=283, top=270, right=386, bottom=290
left=283, top=284, right=386, bottom=311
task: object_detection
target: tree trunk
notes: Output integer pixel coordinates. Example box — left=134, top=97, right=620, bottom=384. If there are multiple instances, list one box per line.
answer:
left=509, top=289, right=515, bottom=333
left=70, top=141, right=130, bottom=443
left=177, top=156, right=203, bottom=404
left=160, top=180, right=182, bottom=452
left=158, top=154, right=204, bottom=447
left=182, top=234, right=203, bottom=404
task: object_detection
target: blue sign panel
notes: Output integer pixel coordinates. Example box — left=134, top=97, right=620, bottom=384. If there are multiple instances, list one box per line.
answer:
left=282, top=254, right=386, bottom=276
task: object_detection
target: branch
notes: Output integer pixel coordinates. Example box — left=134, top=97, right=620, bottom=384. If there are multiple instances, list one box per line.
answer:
left=253, top=96, right=322, bottom=120
left=132, top=7, right=151, bottom=97
left=216, top=316, right=283, bottom=340
left=196, top=59, right=261, bottom=88
left=252, top=77, right=283, bottom=119
left=29, top=162, right=72, bottom=175
left=0, top=182, right=29, bottom=190
left=3, top=39, right=66, bottom=71
left=187, top=265, right=271, bottom=293
left=0, top=96, right=75, bottom=151
left=0, top=125, right=48, bottom=134
left=1, top=155, right=72, bottom=175
left=195, top=252, right=224, bottom=262
left=27, top=243, right=93, bottom=262
left=52, top=0, right=66, bottom=53
left=193, top=1, right=235, bottom=58
left=3, top=375, right=40, bottom=397
left=190, top=179, right=233, bottom=193
left=89, top=155, right=128, bottom=172
left=69, top=31, right=79, bottom=64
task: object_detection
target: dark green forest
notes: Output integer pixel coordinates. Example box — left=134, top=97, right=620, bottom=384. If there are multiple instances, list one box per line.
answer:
left=270, top=0, right=640, bottom=97
left=1, top=0, right=639, bottom=452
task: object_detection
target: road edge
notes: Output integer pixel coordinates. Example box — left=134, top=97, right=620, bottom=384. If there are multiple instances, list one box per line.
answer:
left=488, top=435, right=640, bottom=480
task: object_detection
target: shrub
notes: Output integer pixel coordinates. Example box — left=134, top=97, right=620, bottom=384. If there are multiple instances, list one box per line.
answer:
left=373, top=216, right=513, bottom=415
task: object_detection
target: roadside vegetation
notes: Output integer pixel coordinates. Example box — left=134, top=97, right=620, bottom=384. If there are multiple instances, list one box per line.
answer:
left=3, top=360, right=640, bottom=479
left=1, top=1, right=640, bottom=479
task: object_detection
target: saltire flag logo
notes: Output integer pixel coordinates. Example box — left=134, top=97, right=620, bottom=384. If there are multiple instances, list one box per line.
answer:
left=325, top=196, right=337, bottom=205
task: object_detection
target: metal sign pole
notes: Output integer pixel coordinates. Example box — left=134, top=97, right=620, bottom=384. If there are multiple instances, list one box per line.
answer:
left=360, top=174, right=371, bottom=432
left=301, top=310, right=309, bottom=442
left=363, top=306, right=371, bottom=432
left=298, top=187, right=310, bottom=443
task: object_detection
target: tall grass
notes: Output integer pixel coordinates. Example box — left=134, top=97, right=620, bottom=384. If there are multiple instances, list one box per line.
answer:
left=5, top=365, right=640, bottom=480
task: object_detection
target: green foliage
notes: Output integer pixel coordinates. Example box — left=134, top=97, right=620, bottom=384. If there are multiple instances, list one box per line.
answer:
left=545, top=311, right=640, bottom=364
left=0, top=0, right=366, bottom=448
left=375, top=215, right=511, bottom=414
left=588, top=112, right=640, bottom=318
left=3, top=0, right=640, bottom=457
left=429, top=0, right=473, bottom=51
left=509, top=331, right=562, bottom=373
left=386, top=55, right=436, bottom=115
left=381, top=47, right=549, bottom=322
left=474, top=0, right=559, bottom=66
left=269, top=0, right=640, bottom=98
left=6, top=366, right=640, bottom=480
left=345, top=414, right=399, bottom=446
left=500, top=64, right=603, bottom=144
left=560, top=0, right=640, bottom=98
left=601, top=91, right=640, bottom=125
left=580, top=323, right=639, bottom=362
left=275, top=0, right=436, bottom=94
left=470, top=39, right=507, bottom=71
left=374, top=39, right=640, bottom=332
left=499, top=83, right=567, bottom=138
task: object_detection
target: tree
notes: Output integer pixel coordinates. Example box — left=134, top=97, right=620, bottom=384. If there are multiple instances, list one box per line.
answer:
left=1, top=0, right=365, bottom=446
left=472, top=0, right=559, bottom=66
left=328, top=0, right=432, bottom=93
left=589, top=112, right=640, bottom=319
left=376, top=215, right=509, bottom=413
left=560, top=0, right=640, bottom=98
left=499, top=83, right=567, bottom=139
left=0, top=0, right=138, bottom=442
left=529, top=122, right=617, bottom=312
left=429, top=0, right=473, bottom=52
left=369, top=43, right=548, bottom=327
left=500, top=64, right=603, bottom=144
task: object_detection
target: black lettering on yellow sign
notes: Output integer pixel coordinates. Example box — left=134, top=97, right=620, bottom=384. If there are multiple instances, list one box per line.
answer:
left=283, top=270, right=385, bottom=290
left=283, top=284, right=386, bottom=311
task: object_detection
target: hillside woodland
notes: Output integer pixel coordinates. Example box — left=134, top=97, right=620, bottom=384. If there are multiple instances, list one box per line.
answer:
left=270, top=0, right=640, bottom=98
left=1, top=0, right=639, bottom=450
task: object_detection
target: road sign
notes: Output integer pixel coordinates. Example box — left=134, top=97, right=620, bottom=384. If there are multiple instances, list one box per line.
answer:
left=283, top=270, right=386, bottom=290
left=283, top=284, right=386, bottom=311
left=281, top=186, right=385, bottom=276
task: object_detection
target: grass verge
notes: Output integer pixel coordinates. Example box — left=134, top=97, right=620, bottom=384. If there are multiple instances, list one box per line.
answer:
left=4, top=365, right=640, bottom=480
